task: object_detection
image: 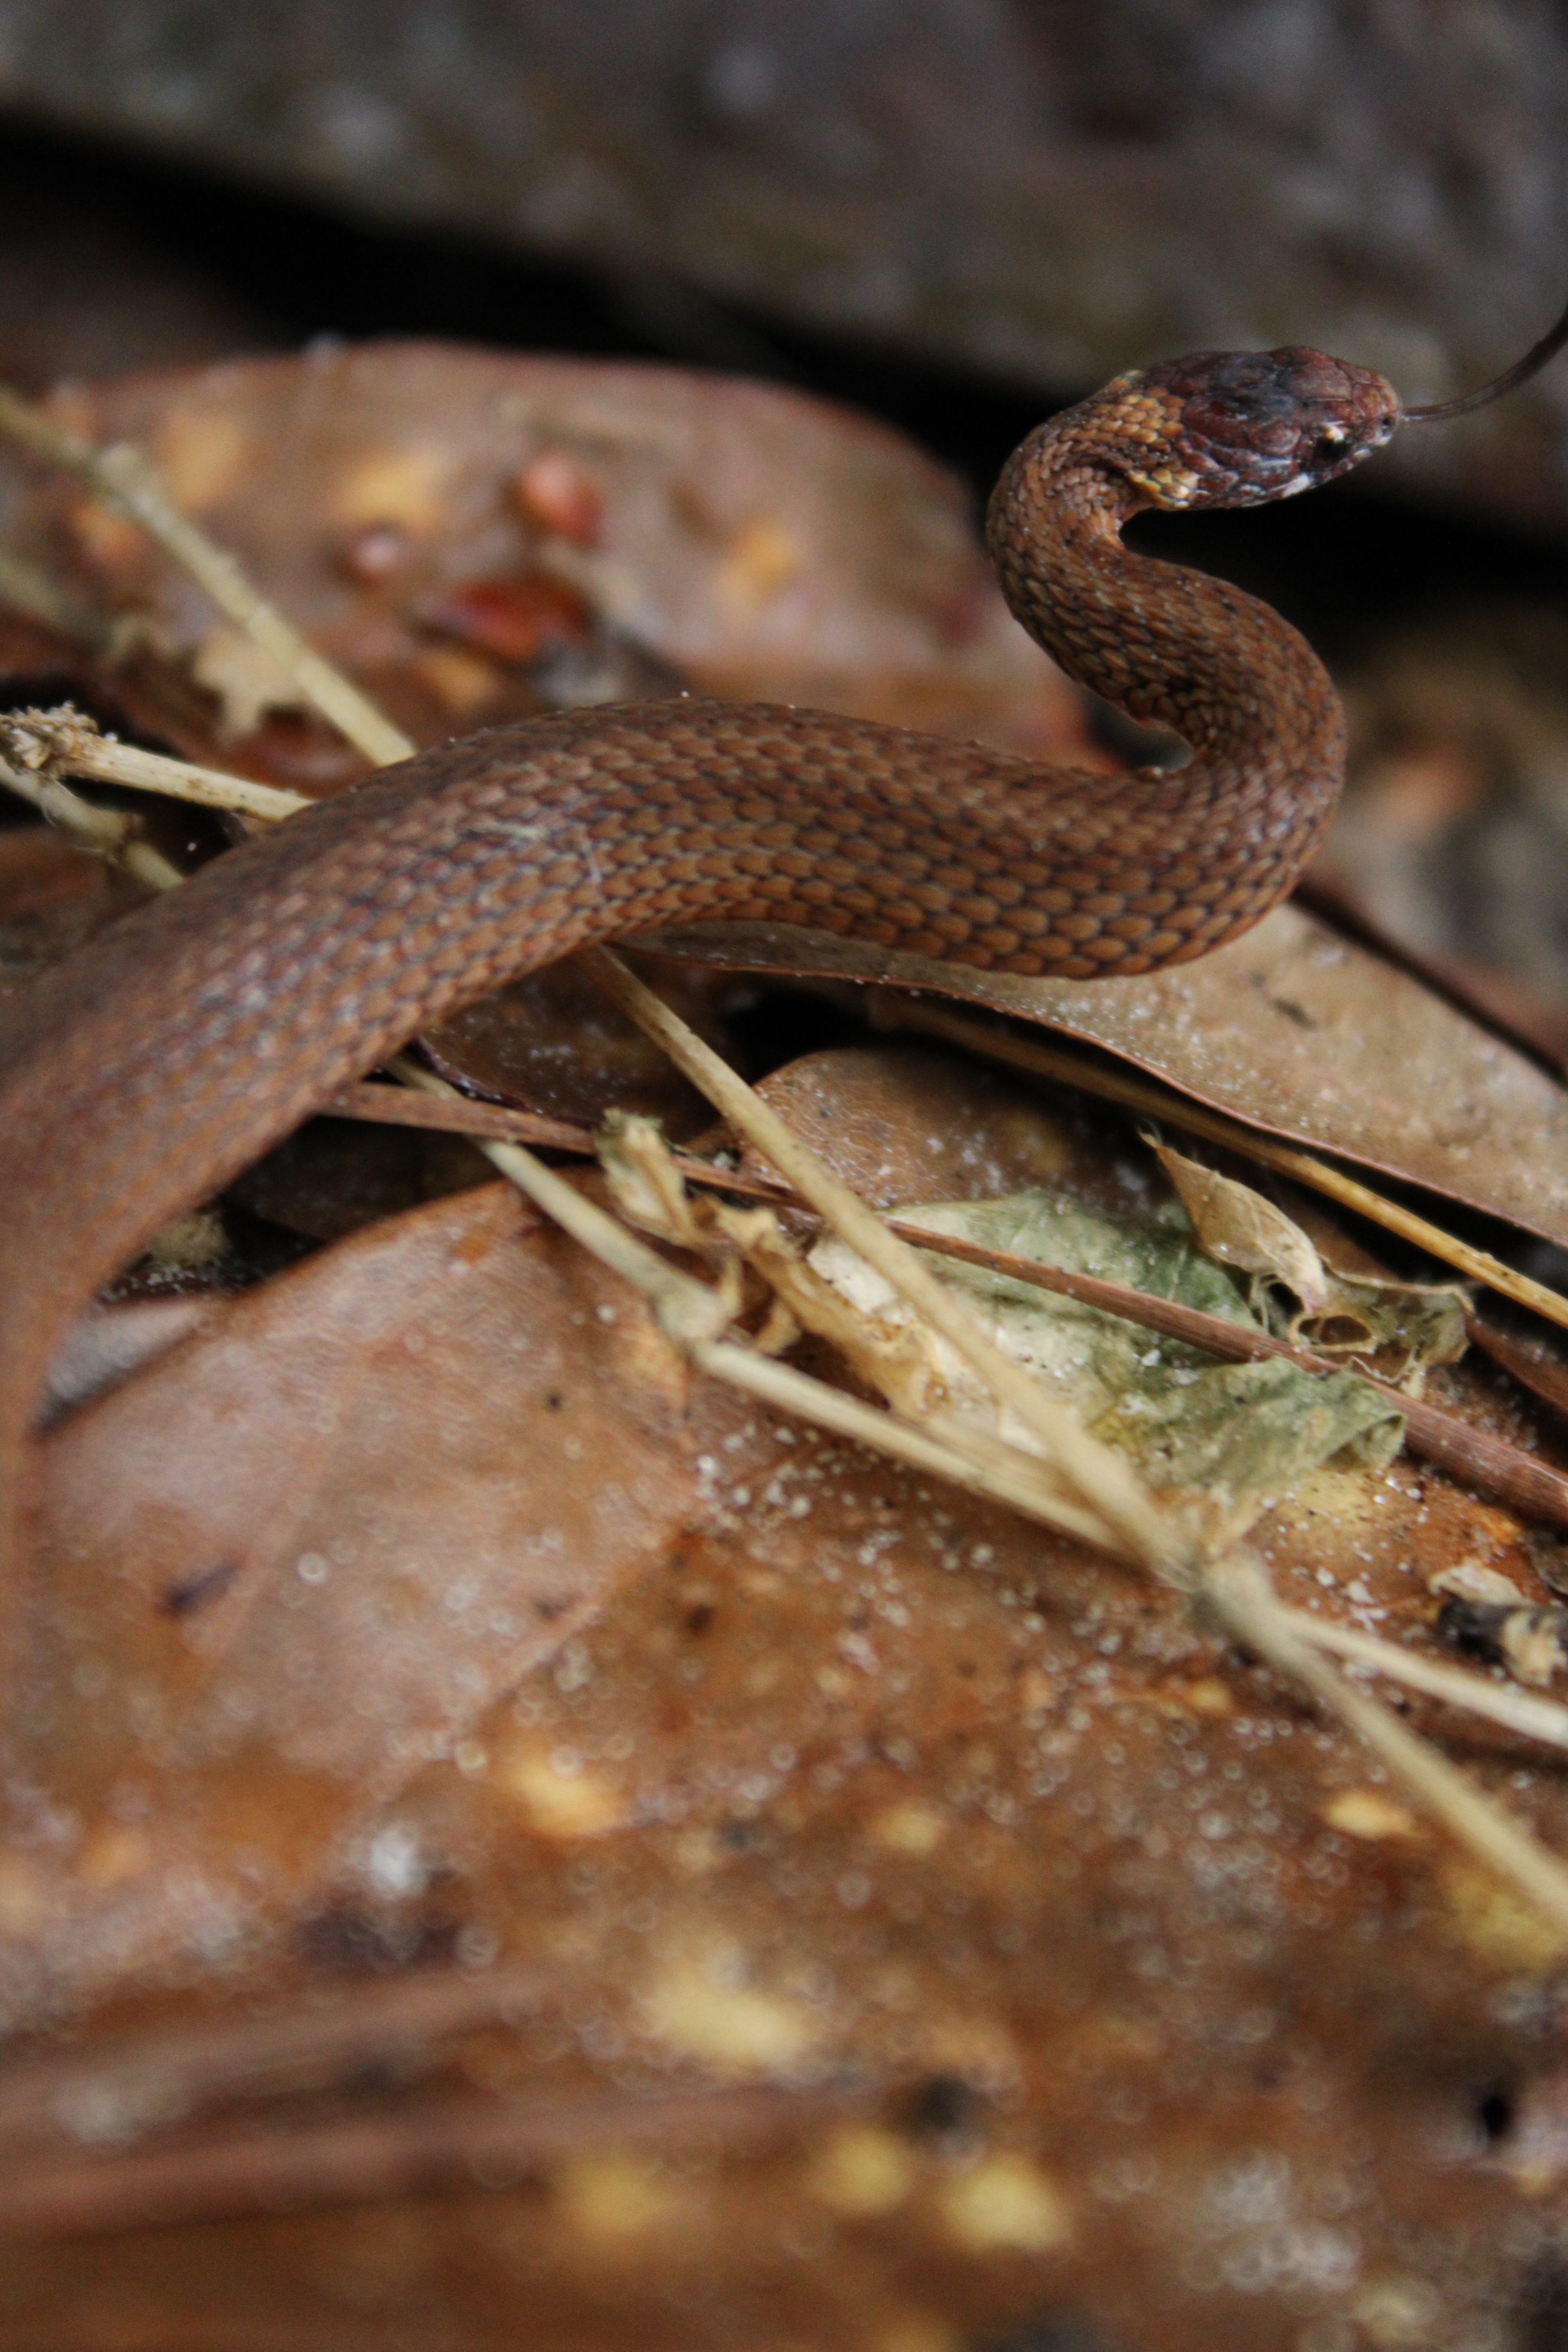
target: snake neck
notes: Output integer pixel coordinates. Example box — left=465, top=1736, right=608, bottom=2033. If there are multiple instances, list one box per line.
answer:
left=985, top=416, right=1346, bottom=799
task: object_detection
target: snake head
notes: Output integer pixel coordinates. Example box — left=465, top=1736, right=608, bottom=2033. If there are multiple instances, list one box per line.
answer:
left=1112, top=347, right=1401, bottom=510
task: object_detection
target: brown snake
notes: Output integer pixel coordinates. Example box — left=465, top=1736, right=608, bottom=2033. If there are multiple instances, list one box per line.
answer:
left=0, top=325, right=1554, bottom=1614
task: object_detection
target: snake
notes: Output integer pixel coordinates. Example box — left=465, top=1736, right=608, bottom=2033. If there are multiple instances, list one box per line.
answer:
left=0, top=317, right=1556, bottom=1605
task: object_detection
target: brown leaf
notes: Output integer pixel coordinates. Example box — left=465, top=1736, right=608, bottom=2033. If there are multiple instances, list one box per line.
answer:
left=418, top=955, right=737, bottom=1142
left=4, top=1184, right=698, bottom=2007
left=649, top=903, right=1568, bottom=1248
left=0, top=825, right=126, bottom=997
left=1148, top=1139, right=1329, bottom=1311
left=6, top=346, right=1089, bottom=761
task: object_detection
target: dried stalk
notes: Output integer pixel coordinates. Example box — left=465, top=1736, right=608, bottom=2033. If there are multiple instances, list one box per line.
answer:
left=0, top=751, right=181, bottom=891
left=0, top=705, right=310, bottom=824
left=0, top=382, right=414, bottom=769
left=886, top=997, right=1568, bottom=1338
left=1284, top=1612, right=1568, bottom=1753
left=388, top=1056, right=736, bottom=1351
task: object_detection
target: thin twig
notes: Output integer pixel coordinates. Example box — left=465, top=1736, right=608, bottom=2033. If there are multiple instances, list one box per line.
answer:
left=388, top=1057, right=735, bottom=1351
left=0, top=752, right=181, bottom=891
left=1281, top=1611, right=1568, bottom=1753
left=885, top=998, right=1568, bottom=1338
left=0, top=1962, right=553, bottom=2154
left=0, top=383, right=414, bottom=768
left=0, top=706, right=311, bottom=824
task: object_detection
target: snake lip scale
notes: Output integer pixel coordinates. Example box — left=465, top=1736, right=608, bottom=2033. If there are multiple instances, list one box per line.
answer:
left=0, top=333, right=1497, bottom=1661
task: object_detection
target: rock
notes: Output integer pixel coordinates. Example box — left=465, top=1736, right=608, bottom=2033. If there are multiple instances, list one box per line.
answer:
left=0, top=1, right=1565, bottom=527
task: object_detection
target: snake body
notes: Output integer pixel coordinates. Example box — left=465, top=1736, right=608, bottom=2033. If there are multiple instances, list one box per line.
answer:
left=0, top=345, right=1399, bottom=1595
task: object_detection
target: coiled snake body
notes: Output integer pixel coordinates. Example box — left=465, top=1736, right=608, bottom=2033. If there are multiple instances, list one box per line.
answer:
left=0, top=344, right=1403, bottom=1599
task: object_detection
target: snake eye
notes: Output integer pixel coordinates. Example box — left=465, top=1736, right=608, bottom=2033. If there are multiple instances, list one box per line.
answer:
left=1311, top=423, right=1348, bottom=464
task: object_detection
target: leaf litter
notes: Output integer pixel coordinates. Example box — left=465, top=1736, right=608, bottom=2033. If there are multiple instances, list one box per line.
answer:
left=806, top=1184, right=1405, bottom=1547
left=5, top=347, right=1568, bottom=2348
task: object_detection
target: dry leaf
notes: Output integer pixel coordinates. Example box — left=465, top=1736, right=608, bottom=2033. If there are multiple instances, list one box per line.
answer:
left=1146, top=1142, right=1468, bottom=1388
left=3, top=1184, right=699, bottom=2011
left=190, top=620, right=308, bottom=738
left=648, top=901, right=1568, bottom=1249
left=1148, top=1139, right=1329, bottom=1310
left=808, top=1185, right=1402, bottom=1541
left=9, top=347, right=1091, bottom=762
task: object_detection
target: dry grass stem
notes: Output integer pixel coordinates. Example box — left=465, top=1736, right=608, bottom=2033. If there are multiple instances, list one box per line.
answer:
left=387, top=1057, right=736, bottom=1351
left=0, top=752, right=181, bottom=891
left=888, top=998, right=1568, bottom=1338
left=0, top=548, right=112, bottom=649
left=0, top=1962, right=554, bottom=2155
left=0, top=705, right=311, bottom=824
left=694, top=1342, right=1121, bottom=1553
left=1283, top=1612, right=1568, bottom=1753
left=0, top=381, right=414, bottom=769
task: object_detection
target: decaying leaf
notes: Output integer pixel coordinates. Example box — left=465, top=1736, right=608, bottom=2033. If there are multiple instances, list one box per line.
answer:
left=1289, top=1267, right=1471, bottom=1387
left=1148, top=1137, right=1330, bottom=1311
left=2, top=1184, right=700, bottom=2011
left=1148, top=1137, right=1469, bottom=1388
left=810, top=1185, right=1402, bottom=1542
